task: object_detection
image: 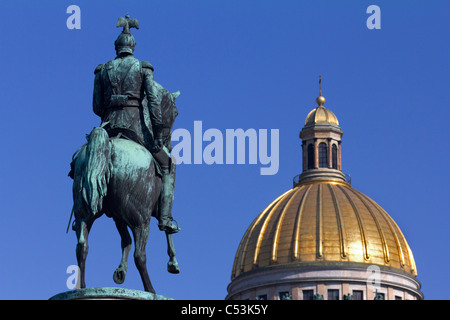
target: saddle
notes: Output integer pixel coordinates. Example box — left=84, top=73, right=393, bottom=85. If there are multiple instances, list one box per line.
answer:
left=68, top=127, right=163, bottom=179
left=107, top=127, right=163, bottom=177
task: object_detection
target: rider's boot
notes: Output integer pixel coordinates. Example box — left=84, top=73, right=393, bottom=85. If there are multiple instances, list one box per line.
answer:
left=153, top=148, right=180, bottom=234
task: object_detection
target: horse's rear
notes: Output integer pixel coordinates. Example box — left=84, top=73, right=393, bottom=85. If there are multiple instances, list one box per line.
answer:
left=71, top=127, right=161, bottom=293
left=71, top=126, right=111, bottom=289
left=106, top=137, right=161, bottom=224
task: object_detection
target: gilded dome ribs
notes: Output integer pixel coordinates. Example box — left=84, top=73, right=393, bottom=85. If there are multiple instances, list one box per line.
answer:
left=292, top=185, right=312, bottom=261
left=328, top=184, right=348, bottom=258
left=379, top=203, right=418, bottom=274
left=272, top=187, right=303, bottom=263
left=231, top=222, right=252, bottom=278
left=338, top=185, right=370, bottom=261
left=316, top=184, right=323, bottom=258
left=253, top=189, right=295, bottom=268
left=349, top=188, right=390, bottom=264
left=405, top=240, right=418, bottom=276
left=368, top=198, right=406, bottom=269
left=390, top=217, right=417, bottom=274
left=238, top=190, right=291, bottom=274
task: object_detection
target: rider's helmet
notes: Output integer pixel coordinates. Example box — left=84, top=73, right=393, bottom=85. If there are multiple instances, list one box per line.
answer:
left=115, top=14, right=139, bottom=55
left=115, top=32, right=136, bottom=55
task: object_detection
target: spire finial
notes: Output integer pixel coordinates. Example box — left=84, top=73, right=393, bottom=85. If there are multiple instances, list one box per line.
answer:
left=319, top=74, right=322, bottom=96
left=316, top=75, right=325, bottom=106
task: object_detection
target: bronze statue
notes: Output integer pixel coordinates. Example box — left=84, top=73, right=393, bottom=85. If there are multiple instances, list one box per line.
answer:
left=68, top=15, right=181, bottom=294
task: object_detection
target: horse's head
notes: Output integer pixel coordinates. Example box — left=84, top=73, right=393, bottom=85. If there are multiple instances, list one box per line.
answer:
left=164, top=90, right=180, bottom=126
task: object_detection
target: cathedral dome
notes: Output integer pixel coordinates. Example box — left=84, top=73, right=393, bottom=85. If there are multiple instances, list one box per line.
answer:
left=227, top=82, right=422, bottom=300
left=230, top=180, right=417, bottom=280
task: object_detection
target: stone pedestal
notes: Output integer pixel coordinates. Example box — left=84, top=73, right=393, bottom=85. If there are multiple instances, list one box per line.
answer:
left=49, top=287, right=173, bottom=300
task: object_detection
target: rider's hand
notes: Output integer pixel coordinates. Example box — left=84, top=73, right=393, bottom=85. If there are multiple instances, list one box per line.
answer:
left=152, top=138, right=163, bottom=153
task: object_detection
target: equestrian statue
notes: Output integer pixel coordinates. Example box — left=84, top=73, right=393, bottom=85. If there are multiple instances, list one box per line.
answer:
left=68, top=14, right=181, bottom=294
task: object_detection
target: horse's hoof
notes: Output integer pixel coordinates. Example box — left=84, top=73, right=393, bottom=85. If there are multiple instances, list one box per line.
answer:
left=167, top=262, right=180, bottom=274
left=147, top=289, right=156, bottom=296
left=113, top=268, right=126, bottom=284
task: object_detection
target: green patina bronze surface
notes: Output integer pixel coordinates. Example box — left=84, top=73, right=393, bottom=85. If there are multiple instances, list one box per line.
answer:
left=67, top=14, right=181, bottom=295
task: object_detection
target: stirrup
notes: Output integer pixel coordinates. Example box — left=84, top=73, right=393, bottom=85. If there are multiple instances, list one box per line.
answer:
left=159, top=218, right=180, bottom=234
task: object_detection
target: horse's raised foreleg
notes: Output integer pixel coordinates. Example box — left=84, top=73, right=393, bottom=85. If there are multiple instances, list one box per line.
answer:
left=132, top=225, right=155, bottom=294
left=166, top=232, right=180, bottom=274
left=113, top=220, right=132, bottom=284
left=74, top=218, right=91, bottom=289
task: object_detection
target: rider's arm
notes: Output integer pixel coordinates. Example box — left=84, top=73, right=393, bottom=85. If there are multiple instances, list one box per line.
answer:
left=142, top=64, right=164, bottom=152
left=143, top=68, right=163, bottom=129
left=93, top=64, right=104, bottom=118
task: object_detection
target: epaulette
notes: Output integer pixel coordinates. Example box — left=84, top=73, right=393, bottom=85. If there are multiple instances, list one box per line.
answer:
left=94, top=64, right=104, bottom=74
left=140, top=61, right=154, bottom=71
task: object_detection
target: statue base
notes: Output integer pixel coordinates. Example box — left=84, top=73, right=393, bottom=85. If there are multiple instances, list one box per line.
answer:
left=49, top=287, right=173, bottom=300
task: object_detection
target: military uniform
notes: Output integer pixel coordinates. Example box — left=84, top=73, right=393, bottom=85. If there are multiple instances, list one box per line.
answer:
left=93, top=55, right=161, bottom=151
left=89, top=22, right=180, bottom=234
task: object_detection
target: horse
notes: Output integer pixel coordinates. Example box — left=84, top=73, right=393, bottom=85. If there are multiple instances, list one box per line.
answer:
left=70, top=85, right=180, bottom=294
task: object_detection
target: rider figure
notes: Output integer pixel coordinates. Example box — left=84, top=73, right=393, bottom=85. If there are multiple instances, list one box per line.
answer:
left=92, top=15, right=180, bottom=234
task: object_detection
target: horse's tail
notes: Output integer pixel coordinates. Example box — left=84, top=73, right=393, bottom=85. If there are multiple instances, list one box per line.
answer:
left=74, top=126, right=111, bottom=217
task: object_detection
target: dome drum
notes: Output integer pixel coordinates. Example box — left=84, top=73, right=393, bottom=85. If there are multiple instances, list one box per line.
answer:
left=295, top=169, right=347, bottom=185
left=227, top=261, right=423, bottom=300
left=300, top=125, right=343, bottom=141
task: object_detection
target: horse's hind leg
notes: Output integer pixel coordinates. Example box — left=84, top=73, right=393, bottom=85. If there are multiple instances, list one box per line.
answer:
left=113, top=220, right=132, bottom=285
left=74, top=218, right=91, bottom=289
left=132, top=225, right=155, bottom=293
left=166, top=232, right=180, bottom=274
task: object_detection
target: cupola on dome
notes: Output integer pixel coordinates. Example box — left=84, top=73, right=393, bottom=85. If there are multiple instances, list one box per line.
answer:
left=304, top=95, right=339, bottom=126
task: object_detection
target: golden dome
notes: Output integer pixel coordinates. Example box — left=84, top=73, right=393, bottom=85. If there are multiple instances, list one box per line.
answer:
left=304, top=105, right=339, bottom=126
left=231, top=180, right=417, bottom=280
left=304, top=93, right=339, bottom=126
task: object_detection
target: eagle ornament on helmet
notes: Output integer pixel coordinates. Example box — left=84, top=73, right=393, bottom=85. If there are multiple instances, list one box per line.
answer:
left=114, top=14, right=139, bottom=55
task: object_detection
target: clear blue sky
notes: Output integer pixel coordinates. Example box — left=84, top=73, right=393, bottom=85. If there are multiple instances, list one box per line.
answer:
left=1, top=0, right=449, bottom=300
